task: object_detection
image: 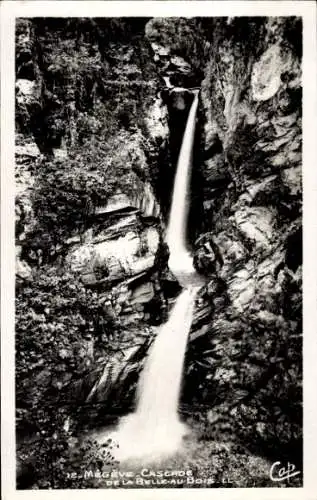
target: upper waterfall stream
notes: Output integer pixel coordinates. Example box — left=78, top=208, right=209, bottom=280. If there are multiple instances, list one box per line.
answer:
left=105, top=91, right=201, bottom=461
left=166, top=92, right=199, bottom=285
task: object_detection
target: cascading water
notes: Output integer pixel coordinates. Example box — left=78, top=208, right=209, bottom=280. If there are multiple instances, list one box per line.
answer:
left=112, top=287, right=198, bottom=460
left=166, top=92, right=199, bottom=283
left=107, top=91, right=201, bottom=461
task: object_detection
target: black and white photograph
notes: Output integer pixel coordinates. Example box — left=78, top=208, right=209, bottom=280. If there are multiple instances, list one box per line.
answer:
left=1, top=1, right=317, bottom=497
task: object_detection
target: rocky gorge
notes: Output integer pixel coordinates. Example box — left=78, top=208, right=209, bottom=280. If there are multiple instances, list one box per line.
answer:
left=15, top=17, right=302, bottom=488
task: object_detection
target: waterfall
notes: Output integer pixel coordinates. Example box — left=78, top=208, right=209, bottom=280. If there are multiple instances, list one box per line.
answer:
left=108, top=91, right=200, bottom=461
left=113, top=287, right=198, bottom=460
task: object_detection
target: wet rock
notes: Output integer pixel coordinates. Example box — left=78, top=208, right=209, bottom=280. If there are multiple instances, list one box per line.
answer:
left=160, top=270, right=182, bottom=298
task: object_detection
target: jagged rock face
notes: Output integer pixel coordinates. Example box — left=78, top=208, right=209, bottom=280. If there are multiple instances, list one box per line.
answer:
left=63, top=326, right=156, bottom=408
left=66, top=220, right=160, bottom=286
left=15, top=136, right=42, bottom=283
left=98, top=184, right=161, bottom=219
left=185, top=17, right=302, bottom=459
left=15, top=19, right=173, bottom=420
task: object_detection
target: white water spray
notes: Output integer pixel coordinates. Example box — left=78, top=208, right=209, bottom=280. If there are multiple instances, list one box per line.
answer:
left=108, top=91, right=200, bottom=461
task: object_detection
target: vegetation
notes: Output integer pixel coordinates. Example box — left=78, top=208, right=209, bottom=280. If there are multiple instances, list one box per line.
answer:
left=17, top=405, right=118, bottom=489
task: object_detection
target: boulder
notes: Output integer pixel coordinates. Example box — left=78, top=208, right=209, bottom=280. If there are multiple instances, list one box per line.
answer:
left=213, top=230, right=247, bottom=275
left=251, top=44, right=300, bottom=101
left=130, top=282, right=154, bottom=305
left=96, top=182, right=160, bottom=219
left=16, top=246, right=32, bottom=281
left=66, top=225, right=160, bottom=284
left=170, top=55, right=192, bottom=74
left=202, top=155, right=229, bottom=186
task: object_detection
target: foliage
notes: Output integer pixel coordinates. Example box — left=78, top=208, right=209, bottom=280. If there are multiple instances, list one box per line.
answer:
left=16, top=264, right=127, bottom=489
left=16, top=267, right=103, bottom=408
left=17, top=406, right=118, bottom=489
left=23, top=128, right=150, bottom=262
left=16, top=18, right=159, bottom=150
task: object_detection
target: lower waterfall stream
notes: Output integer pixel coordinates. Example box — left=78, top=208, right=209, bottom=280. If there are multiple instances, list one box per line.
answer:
left=111, top=287, right=198, bottom=460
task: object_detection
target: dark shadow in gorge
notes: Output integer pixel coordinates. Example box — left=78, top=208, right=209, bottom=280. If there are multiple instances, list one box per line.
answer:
left=187, top=97, right=206, bottom=249
left=155, top=89, right=192, bottom=220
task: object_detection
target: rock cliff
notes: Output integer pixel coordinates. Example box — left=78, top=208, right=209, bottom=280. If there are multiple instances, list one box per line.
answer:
left=15, top=18, right=175, bottom=425
left=16, top=16, right=302, bottom=469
